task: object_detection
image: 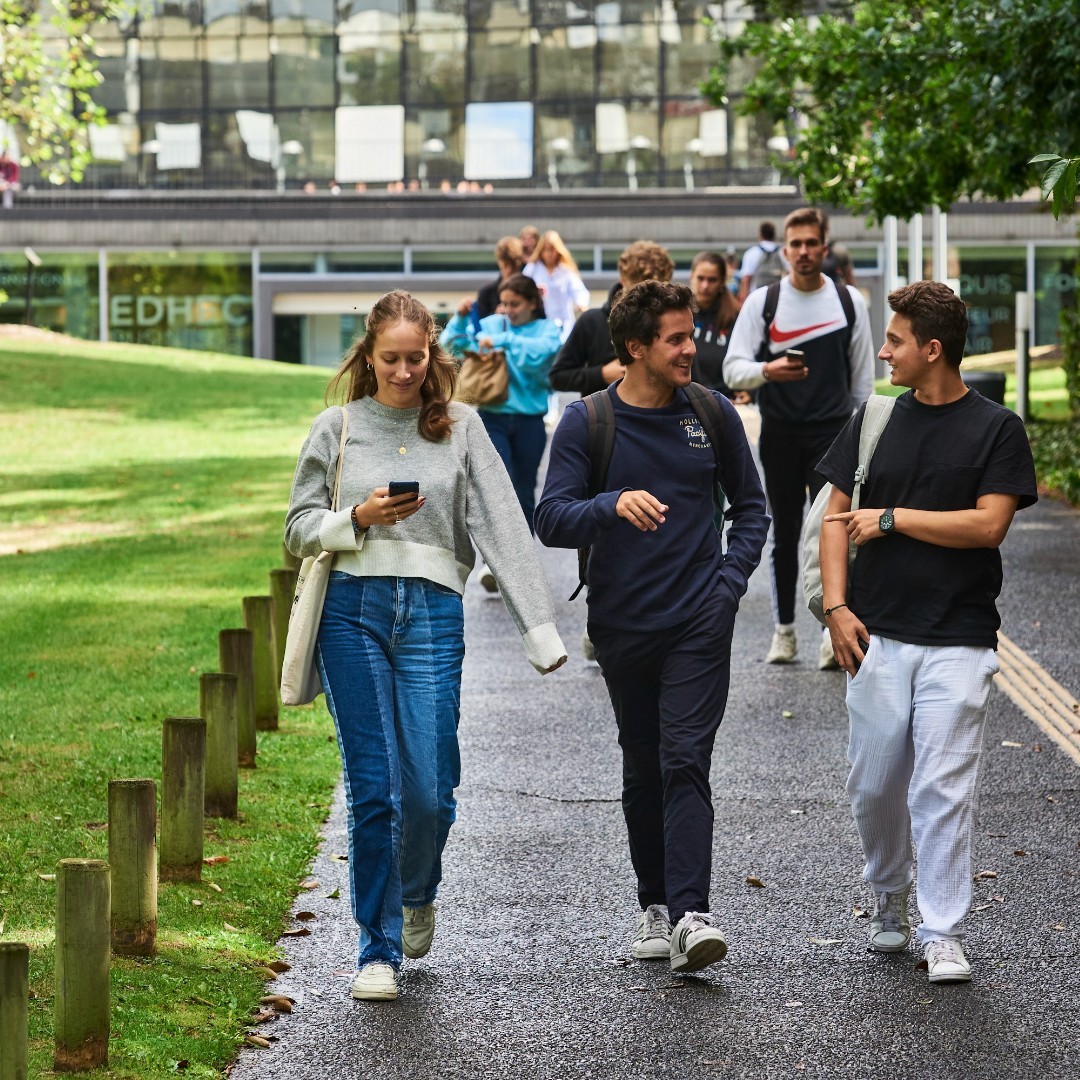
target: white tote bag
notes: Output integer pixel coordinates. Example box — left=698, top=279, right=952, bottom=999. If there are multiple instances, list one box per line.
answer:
left=280, top=406, right=349, bottom=706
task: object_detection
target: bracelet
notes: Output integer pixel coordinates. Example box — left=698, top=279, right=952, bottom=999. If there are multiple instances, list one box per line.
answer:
left=823, top=603, right=848, bottom=619
left=761, top=361, right=771, bottom=381
left=350, top=504, right=363, bottom=536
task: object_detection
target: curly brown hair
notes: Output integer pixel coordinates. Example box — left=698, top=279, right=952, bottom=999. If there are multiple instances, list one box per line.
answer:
left=327, top=290, right=457, bottom=442
left=618, top=240, right=674, bottom=286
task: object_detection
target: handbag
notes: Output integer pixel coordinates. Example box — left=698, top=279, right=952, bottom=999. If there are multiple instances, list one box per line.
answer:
left=455, top=348, right=509, bottom=407
left=802, top=394, right=896, bottom=625
left=280, top=405, right=349, bottom=706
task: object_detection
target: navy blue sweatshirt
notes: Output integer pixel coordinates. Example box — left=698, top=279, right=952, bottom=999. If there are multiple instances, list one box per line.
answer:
left=535, top=383, right=770, bottom=631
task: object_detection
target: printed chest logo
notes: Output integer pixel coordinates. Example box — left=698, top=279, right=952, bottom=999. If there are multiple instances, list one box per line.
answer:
left=680, top=417, right=712, bottom=450
left=769, top=319, right=837, bottom=344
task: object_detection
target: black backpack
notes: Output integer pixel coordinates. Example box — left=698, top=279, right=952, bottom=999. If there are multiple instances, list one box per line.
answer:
left=569, top=383, right=733, bottom=601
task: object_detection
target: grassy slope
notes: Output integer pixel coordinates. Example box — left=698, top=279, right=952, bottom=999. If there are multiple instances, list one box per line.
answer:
left=0, top=337, right=342, bottom=1078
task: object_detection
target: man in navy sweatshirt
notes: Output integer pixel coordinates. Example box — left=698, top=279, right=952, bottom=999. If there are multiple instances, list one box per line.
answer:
left=535, top=281, right=769, bottom=974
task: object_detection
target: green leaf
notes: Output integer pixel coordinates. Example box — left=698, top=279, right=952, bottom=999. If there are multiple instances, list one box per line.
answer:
left=1041, top=157, right=1069, bottom=200
left=1028, top=153, right=1063, bottom=165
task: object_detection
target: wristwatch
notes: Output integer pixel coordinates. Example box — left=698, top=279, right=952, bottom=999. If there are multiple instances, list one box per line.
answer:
left=879, top=507, right=896, bottom=535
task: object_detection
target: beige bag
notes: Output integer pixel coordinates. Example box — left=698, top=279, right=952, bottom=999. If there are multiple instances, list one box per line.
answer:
left=280, top=406, right=349, bottom=706
left=455, top=348, right=509, bottom=407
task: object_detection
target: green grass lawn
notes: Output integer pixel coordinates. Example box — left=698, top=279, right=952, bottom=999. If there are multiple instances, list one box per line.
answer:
left=0, top=335, right=343, bottom=1078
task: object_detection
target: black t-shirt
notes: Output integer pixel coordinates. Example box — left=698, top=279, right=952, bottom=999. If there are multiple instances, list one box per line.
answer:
left=816, top=389, right=1037, bottom=648
left=692, top=303, right=737, bottom=397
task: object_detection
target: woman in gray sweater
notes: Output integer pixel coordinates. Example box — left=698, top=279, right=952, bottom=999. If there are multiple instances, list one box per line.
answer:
left=286, top=291, right=567, bottom=1002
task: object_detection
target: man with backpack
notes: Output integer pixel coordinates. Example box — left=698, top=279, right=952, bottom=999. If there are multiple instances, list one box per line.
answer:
left=724, top=206, right=874, bottom=669
left=737, top=221, right=787, bottom=300
left=816, top=281, right=1037, bottom=982
left=535, top=281, right=769, bottom=975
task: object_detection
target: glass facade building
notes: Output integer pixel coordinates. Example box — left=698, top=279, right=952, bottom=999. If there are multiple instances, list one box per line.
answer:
left=69, top=1, right=780, bottom=192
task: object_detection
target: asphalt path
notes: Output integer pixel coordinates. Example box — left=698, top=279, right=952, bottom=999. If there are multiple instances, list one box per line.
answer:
left=232, top=489, right=1079, bottom=1080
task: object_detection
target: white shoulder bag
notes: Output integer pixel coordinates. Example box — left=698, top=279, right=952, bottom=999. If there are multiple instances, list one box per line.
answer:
left=280, top=406, right=349, bottom=706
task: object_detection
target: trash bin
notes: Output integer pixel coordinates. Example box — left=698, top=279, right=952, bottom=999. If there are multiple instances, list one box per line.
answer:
left=961, top=370, right=1006, bottom=405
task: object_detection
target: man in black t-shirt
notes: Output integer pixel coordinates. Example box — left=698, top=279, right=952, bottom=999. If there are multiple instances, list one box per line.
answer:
left=816, top=281, right=1037, bottom=986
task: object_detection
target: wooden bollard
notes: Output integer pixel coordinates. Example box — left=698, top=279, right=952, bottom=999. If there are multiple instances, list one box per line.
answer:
left=282, top=542, right=300, bottom=571
left=54, top=860, right=110, bottom=1072
left=107, top=780, right=157, bottom=957
left=0, top=942, right=29, bottom=1080
left=243, top=595, right=279, bottom=732
left=201, top=673, right=238, bottom=818
left=269, top=566, right=298, bottom=684
left=159, top=718, right=206, bottom=883
left=219, top=629, right=256, bottom=767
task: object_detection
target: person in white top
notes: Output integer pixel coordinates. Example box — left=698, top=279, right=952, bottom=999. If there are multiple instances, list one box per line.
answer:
left=737, top=221, right=788, bottom=301
left=523, top=230, right=590, bottom=343
left=724, top=207, right=874, bottom=669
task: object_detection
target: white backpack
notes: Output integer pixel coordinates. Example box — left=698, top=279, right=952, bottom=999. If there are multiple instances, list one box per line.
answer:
left=802, top=394, right=896, bottom=625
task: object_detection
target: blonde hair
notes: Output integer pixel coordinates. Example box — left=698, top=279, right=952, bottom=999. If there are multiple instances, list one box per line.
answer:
left=529, top=230, right=579, bottom=274
left=328, top=290, right=456, bottom=442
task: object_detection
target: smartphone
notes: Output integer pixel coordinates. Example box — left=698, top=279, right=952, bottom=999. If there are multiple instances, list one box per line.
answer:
left=388, top=481, right=420, bottom=503
left=786, top=349, right=806, bottom=368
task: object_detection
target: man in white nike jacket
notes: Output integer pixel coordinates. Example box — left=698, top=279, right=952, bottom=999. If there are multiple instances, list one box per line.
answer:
left=724, top=207, right=874, bottom=667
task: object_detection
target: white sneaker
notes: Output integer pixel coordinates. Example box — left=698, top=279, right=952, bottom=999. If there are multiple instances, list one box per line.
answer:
left=869, top=886, right=911, bottom=952
left=765, top=627, right=797, bottom=664
left=351, top=962, right=398, bottom=1001
left=402, top=903, right=436, bottom=959
left=630, top=904, right=672, bottom=960
left=479, top=565, right=498, bottom=593
left=669, top=911, right=728, bottom=973
left=581, top=631, right=596, bottom=662
left=818, top=631, right=840, bottom=670
left=924, top=937, right=972, bottom=983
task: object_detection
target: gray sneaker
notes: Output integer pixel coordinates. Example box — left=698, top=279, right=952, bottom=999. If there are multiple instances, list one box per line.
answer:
left=402, top=903, right=436, bottom=959
left=765, top=627, right=797, bottom=664
left=669, top=911, right=728, bottom=973
left=924, top=937, right=971, bottom=983
left=630, top=904, right=671, bottom=960
left=351, top=962, right=398, bottom=1001
left=818, top=631, right=840, bottom=670
left=869, top=886, right=911, bottom=952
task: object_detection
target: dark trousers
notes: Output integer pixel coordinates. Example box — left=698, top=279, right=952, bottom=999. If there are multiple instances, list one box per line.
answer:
left=758, top=420, right=845, bottom=625
left=479, top=411, right=547, bottom=533
left=589, top=581, right=738, bottom=924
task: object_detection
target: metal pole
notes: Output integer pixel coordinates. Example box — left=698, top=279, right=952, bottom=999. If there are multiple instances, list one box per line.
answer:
left=1015, top=291, right=1031, bottom=422
left=908, top=213, right=923, bottom=283
left=932, top=205, right=948, bottom=282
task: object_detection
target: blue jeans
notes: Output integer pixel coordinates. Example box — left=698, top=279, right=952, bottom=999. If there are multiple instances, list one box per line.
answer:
left=316, top=574, right=465, bottom=969
left=479, top=411, right=547, bottom=532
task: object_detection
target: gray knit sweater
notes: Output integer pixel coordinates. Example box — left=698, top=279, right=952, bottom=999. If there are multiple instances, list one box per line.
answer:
left=284, top=396, right=566, bottom=672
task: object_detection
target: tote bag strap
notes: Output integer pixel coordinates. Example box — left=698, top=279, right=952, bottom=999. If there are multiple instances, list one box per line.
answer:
left=330, top=405, right=349, bottom=512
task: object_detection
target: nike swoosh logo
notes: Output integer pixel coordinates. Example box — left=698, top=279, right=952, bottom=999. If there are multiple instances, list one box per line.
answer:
left=770, top=320, right=836, bottom=344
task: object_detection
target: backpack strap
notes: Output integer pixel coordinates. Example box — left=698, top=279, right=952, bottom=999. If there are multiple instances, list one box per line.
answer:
left=755, top=279, right=783, bottom=364
left=681, top=382, right=732, bottom=515
left=851, top=394, right=897, bottom=511
left=571, top=390, right=616, bottom=601
left=833, top=277, right=856, bottom=364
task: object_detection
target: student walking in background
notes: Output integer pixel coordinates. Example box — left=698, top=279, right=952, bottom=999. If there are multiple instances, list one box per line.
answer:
left=440, top=275, right=562, bottom=591
left=286, top=290, right=567, bottom=1002
left=688, top=250, right=745, bottom=401
left=523, top=230, right=590, bottom=343
left=817, top=281, right=1036, bottom=984
left=536, top=281, right=769, bottom=975
left=724, top=207, right=874, bottom=669
left=549, top=239, right=674, bottom=396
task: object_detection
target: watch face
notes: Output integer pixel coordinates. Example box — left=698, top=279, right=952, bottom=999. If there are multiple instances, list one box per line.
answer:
left=880, top=511, right=894, bottom=533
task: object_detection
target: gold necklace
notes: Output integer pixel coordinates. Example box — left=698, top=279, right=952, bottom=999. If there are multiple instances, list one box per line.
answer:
left=399, top=440, right=407, bottom=455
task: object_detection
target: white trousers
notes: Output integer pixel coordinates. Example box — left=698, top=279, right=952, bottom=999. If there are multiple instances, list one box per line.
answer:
left=845, top=636, right=999, bottom=942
